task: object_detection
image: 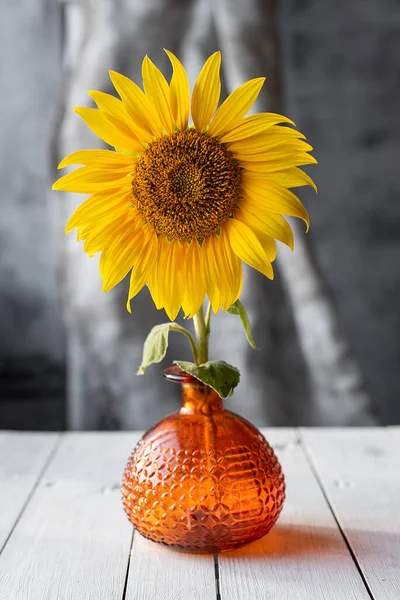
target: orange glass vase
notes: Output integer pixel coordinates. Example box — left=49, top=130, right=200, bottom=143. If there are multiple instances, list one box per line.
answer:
left=121, top=366, right=285, bottom=552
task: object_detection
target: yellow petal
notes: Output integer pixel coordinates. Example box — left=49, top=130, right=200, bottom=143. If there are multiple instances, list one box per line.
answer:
left=258, top=233, right=277, bottom=262
left=234, top=141, right=313, bottom=163
left=109, top=70, right=159, bottom=138
left=227, top=128, right=306, bottom=154
left=220, top=230, right=243, bottom=302
left=165, top=49, right=190, bottom=131
left=220, top=113, right=295, bottom=143
left=73, top=107, right=142, bottom=153
left=89, top=90, right=129, bottom=119
left=149, top=238, right=184, bottom=320
left=126, top=227, right=160, bottom=311
left=205, top=231, right=243, bottom=310
left=65, top=188, right=132, bottom=234
left=100, top=220, right=143, bottom=291
left=208, top=77, right=265, bottom=138
left=52, top=165, right=132, bottom=193
left=89, top=90, right=146, bottom=146
left=226, top=218, right=274, bottom=279
left=227, top=219, right=276, bottom=262
left=164, top=240, right=185, bottom=320
left=191, top=52, right=221, bottom=132
left=260, top=213, right=294, bottom=250
left=58, top=149, right=135, bottom=170
left=147, top=241, right=165, bottom=311
left=236, top=205, right=294, bottom=249
left=147, top=235, right=177, bottom=312
left=244, top=167, right=317, bottom=193
left=243, top=178, right=310, bottom=230
left=182, top=240, right=206, bottom=318
left=101, top=112, right=143, bottom=147
left=240, top=153, right=317, bottom=173
left=202, top=237, right=221, bottom=312
left=142, top=55, right=174, bottom=134
left=81, top=215, right=128, bottom=256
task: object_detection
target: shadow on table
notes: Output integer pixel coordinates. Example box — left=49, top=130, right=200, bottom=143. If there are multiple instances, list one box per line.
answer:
left=222, top=524, right=345, bottom=557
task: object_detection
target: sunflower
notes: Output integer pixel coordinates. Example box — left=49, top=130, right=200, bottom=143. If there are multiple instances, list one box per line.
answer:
left=53, top=50, right=316, bottom=320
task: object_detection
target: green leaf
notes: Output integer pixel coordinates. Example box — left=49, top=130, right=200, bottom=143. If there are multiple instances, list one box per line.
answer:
left=175, top=360, right=240, bottom=399
left=228, top=299, right=257, bottom=349
left=137, top=322, right=195, bottom=375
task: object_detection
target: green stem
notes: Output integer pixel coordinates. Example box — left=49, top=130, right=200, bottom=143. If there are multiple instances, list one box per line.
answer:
left=169, top=325, right=198, bottom=363
left=192, top=306, right=209, bottom=364
left=204, top=301, right=212, bottom=334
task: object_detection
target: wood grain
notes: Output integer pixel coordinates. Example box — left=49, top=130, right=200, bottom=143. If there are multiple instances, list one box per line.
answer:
left=0, top=432, right=139, bottom=600
left=0, top=432, right=58, bottom=552
left=125, top=533, right=216, bottom=600
left=217, top=428, right=370, bottom=600
left=2, top=429, right=398, bottom=599
left=301, top=427, right=400, bottom=600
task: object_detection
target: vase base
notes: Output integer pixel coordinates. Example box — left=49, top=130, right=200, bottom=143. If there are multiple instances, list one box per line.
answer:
left=134, top=520, right=276, bottom=554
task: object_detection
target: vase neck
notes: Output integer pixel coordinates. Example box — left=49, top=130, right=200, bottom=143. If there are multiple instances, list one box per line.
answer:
left=164, top=365, right=224, bottom=415
left=180, top=381, right=223, bottom=415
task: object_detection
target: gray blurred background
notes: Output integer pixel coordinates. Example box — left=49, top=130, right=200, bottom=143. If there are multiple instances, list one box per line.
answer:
left=0, top=0, right=399, bottom=431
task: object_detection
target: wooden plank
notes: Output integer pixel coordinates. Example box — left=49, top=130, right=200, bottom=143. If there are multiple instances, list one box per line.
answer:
left=301, top=427, right=400, bottom=600
left=0, top=432, right=140, bottom=600
left=125, top=534, right=216, bottom=600
left=218, top=428, right=370, bottom=600
left=0, top=431, right=58, bottom=552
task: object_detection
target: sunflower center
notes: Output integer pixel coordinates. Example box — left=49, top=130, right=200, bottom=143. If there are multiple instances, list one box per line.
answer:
left=132, top=129, right=242, bottom=242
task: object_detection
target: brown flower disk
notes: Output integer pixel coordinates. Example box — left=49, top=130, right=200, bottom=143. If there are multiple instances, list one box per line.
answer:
left=133, top=130, right=242, bottom=242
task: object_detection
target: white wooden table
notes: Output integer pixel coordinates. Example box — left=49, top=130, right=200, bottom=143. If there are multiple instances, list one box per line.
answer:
left=0, top=428, right=399, bottom=599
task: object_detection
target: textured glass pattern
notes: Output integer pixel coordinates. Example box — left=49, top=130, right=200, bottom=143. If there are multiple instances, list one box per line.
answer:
left=121, top=367, right=285, bottom=552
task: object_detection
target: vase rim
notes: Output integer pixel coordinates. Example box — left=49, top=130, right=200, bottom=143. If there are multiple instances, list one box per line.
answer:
left=164, top=365, right=201, bottom=384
